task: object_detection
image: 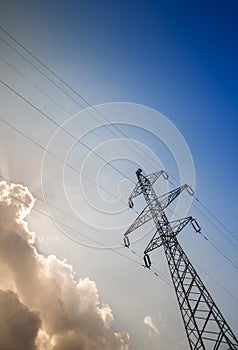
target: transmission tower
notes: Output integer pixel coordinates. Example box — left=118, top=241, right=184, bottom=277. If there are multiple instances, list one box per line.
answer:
left=124, top=168, right=238, bottom=350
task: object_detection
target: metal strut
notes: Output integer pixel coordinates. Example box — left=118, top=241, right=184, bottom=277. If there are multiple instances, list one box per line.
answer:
left=124, top=169, right=238, bottom=350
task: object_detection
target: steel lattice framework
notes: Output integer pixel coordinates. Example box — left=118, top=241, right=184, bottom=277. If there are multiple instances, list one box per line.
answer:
left=124, top=169, right=238, bottom=350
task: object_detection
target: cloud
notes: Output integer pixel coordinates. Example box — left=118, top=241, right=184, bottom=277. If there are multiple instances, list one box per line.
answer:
left=143, top=315, right=160, bottom=335
left=0, top=180, right=129, bottom=350
left=0, top=289, right=41, bottom=350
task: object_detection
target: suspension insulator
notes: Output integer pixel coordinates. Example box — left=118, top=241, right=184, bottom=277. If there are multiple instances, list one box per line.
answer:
left=162, top=171, right=169, bottom=180
left=144, top=254, right=151, bottom=268
left=191, top=219, right=201, bottom=233
left=186, top=185, right=194, bottom=196
left=128, top=198, right=134, bottom=209
left=124, top=236, right=130, bottom=247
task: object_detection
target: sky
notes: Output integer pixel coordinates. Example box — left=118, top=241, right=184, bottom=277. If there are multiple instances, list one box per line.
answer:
left=0, top=1, right=238, bottom=349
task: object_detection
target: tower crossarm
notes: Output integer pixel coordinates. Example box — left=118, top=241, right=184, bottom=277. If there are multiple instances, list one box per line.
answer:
left=127, top=170, right=167, bottom=207
left=144, top=216, right=193, bottom=254
left=158, top=184, right=194, bottom=210
left=146, top=169, right=168, bottom=185
left=124, top=204, right=153, bottom=239
left=125, top=182, right=193, bottom=245
left=124, top=199, right=191, bottom=246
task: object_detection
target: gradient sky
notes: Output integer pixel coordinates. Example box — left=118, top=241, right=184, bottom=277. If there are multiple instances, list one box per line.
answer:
left=0, top=1, right=238, bottom=349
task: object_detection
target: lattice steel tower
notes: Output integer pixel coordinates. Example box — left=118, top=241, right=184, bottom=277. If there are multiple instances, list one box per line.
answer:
left=124, top=169, right=238, bottom=350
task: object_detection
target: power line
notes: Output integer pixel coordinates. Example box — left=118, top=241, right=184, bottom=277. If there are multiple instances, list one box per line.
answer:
left=193, top=199, right=238, bottom=250
left=0, top=30, right=157, bottom=172
left=2, top=113, right=237, bottom=286
left=0, top=173, right=172, bottom=287
left=0, top=78, right=135, bottom=185
left=0, top=35, right=86, bottom=110
left=165, top=200, right=238, bottom=273
left=167, top=174, right=238, bottom=253
left=195, top=196, right=238, bottom=243
left=1, top=24, right=237, bottom=252
left=172, top=187, right=238, bottom=251
left=0, top=25, right=160, bottom=172
left=0, top=25, right=237, bottom=297
left=0, top=115, right=151, bottom=246
left=0, top=116, right=163, bottom=252
left=192, top=259, right=238, bottom=304
left=162, top=210, right=238, bottom=302
left=0, top=115, right=172, bottom=285
left=199, top=231, right=238, bottom=271
left=1, top=119, right=237, bottom=310
left=0, top=174, right=142, bottom=262
left=1, top=111, right=238, bottom=291
left=168, top=173, right=238, bottom=247
left=0, top=55, right=73, bottom=115
left=0, top=54, right=149, bottom=196
left=0, top=171, right=122, bottom=250
left=0, top=116, right=127, bottom=205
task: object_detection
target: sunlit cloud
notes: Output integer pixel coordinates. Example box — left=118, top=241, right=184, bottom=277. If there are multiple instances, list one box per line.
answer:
left=143, top=315, right=160, bottom=335
left=0, top=180, right=129, bottom=350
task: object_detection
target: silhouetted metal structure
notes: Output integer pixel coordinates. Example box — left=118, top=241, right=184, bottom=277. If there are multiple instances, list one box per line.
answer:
left=124, top=168, right=238, bottom=350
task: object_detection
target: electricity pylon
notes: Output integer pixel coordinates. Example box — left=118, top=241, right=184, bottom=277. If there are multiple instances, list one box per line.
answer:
left=124, top=168, right=238, bottom=350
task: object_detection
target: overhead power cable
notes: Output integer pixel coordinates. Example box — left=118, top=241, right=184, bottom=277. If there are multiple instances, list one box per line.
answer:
left=0, top=55, right=73, bottom=115
left=1, top=25, right=237, bottom=248
left=0, top=26, right=160, bottom=171
left=192, top=259, right=238, bottom=303
left=0, top=116, right=159, bottom=252
left=0, top=116, right=129, bottom=205
left=165, top=200, right=238, bottom=273
left=193, top=199, right=238, bottom=250
left=1, top=80, right=237, bottom=290
left=200, top=231, right=238, bottom=271
left=0, top=78, right=135, bottom=186
left=194, top=197, right=238, bottom=243
left=1, top=112, right=237, bottom=286
left=1, top=25, right=236, bottom=251
left=0, top=173, right=171, bottom=286
left=0, top=26, right=237, bottom=295
left=168, top=173, right=238, bottom=247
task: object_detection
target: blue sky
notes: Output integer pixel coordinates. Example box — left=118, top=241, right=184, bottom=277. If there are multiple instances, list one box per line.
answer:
left=4, top=0, right=236, bottom=195
left=0, top=1, right=238, bottom=349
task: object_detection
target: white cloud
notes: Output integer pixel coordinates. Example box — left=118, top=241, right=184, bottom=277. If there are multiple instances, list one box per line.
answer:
left=0, top=180, right=130, bottom=350
left=143, top=315, right=160, bottom=335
